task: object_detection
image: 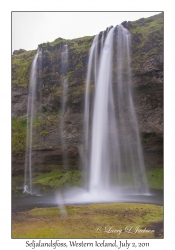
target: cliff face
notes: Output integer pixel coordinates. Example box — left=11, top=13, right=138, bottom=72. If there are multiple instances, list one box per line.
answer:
left=12, top=13, right=163, bottom=174
left=130, top=14, right=163, bottom=135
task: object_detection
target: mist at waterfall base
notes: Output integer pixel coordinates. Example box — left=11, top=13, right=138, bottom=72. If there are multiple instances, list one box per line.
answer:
left=24, top=24, right=152, bottom=206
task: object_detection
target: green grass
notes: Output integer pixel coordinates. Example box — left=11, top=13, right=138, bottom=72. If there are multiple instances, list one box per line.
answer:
left=12, top=203, right=163, bottom=238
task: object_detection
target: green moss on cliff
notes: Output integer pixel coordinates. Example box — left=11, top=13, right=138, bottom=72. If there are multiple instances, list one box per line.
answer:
left=12, top=13, right=163, bottom=106
left=33, top=169, right=82, bottom=191
left=38, top=35, right=93, bottom=107
left=147, top=168, right=163, bottom=189
left=12, top=113, right=59, bottom=154
left=12, top=50, right=37, bottom=88
left=12, top=118, right=26, bottom=153
left=12, top=167, right=163, bottom=197
left=33, top=114, right=58, bottom=131
left=130, top=13, right=163, bottom=75
left=12, top=175, right=24, bottom=195
left=12, top=166, right=83, bottom=196
left=142, top=133, right=163, bottom=145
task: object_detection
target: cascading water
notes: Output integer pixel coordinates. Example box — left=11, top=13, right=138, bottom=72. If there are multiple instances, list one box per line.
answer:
left=88, top=25, right=148, bottom=195
left=83, top=35, right=99, bottom=188
left=113, top=25, right=148, bottom=193
left=101, top=31, right=105, bottom=49
left=60, top=44, right=69, bottom=171
left=61, top=24, right=148, bottom=204
left=24, top=49, right=40, bottom=194
left=84, top=35, right=99, bottom=149
left=89, top=28, right=114, bottom=192
left=83, top=27, right=113, bottom=169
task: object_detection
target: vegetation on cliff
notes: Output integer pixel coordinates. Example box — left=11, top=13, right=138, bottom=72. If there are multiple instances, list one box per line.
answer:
left=12, top=12, right=163, bottom=121
left=12, top=118, right=26, bottom=153
left=130, top=13, right=163, bottom=75
left=12, top=13, right=163, bottom=193
left=12, top=13, right=163, bottom=99
left=12, top=13, right=163, bottom=106
left=12, top=50, right=37, bottom=88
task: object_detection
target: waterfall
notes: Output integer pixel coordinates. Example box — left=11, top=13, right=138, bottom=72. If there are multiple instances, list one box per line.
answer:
left=84, top=25, right=148, bottom=196
left=24, top=49, right=40, bottom=194
left=22, top=24, right=148, bottom=202
left=84, top=35, right=99, bottom=152
left=101, top=31, right=105, bottom=49
left=89, top=27, right=114, bottom=191
left=83, top=35, right=99, bottom=188
left=60, top=44, right=69, bottom=171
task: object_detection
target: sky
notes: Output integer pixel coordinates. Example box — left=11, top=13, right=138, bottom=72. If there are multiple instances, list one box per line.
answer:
left=12, top=11, right=162, bottom=53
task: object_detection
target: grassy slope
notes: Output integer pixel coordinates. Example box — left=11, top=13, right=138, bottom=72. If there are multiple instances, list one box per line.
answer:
left=12, top=203, right=163, bottom=238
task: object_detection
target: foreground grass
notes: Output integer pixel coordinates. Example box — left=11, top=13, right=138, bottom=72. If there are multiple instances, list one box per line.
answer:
left=12, top=203, right=163, bottom=239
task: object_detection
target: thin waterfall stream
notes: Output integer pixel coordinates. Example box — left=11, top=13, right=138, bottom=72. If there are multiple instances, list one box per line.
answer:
left=24, top=49, right=41, bottom=194
left=60, top=44, right=69, bottom=172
